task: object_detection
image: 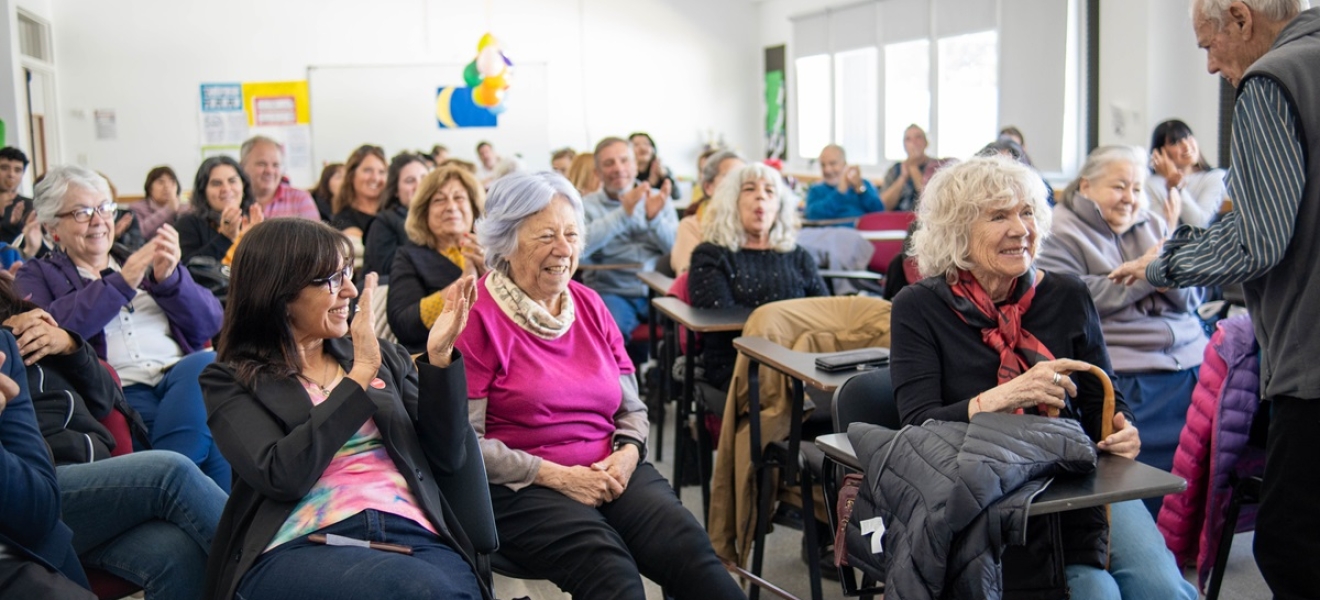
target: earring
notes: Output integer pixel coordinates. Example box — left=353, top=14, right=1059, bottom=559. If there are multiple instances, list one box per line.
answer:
left=51, top=234, right=59, bottom=242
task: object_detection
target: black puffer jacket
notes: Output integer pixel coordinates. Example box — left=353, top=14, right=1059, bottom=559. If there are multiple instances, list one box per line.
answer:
left=845, top=413, right=1103, bottom=600
left=16, top=327, right=149, bottom=464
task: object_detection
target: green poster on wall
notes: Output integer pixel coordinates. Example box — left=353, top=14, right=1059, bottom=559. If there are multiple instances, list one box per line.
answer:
left=764, top=45, right=786, bottom=161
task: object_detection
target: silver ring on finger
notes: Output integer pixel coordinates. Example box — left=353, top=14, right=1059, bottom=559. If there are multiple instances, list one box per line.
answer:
left=1052, top=371, right=1061, bottom=386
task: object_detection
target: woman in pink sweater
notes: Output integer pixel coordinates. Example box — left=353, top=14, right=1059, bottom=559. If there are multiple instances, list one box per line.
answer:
left=457, top=171, right=744, bottom=600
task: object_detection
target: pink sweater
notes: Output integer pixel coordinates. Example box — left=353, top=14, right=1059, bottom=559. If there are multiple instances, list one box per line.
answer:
left=459, top=278, right=635, bottom=468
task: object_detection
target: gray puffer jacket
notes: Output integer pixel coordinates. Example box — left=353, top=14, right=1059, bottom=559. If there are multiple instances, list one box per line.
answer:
left=844, top=413, right=1101, bottom=600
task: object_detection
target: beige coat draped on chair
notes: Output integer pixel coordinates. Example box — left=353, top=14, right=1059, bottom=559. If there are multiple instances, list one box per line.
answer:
left=707, top=295, right=892, bottom=565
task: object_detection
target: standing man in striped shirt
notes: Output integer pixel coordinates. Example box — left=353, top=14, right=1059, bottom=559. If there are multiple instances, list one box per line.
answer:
left=1111, top=1, right=1320, bottom=597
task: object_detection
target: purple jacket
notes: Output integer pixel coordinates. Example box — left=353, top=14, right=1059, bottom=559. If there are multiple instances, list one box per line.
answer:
left=1157, top=314, right=1264, bottom=589
left=14, top=249, right=222, bottom=358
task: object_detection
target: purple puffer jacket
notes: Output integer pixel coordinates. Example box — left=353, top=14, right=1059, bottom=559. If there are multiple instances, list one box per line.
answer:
left=14, top=248, right=221, bottom=358
left=1156, top=314, right=1264, bottom=590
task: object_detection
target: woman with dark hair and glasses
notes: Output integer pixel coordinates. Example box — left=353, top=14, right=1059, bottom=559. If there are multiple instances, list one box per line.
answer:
left=1146, top=119, right=1228, bottom=227
left=177, top=155, right=263, bottom=264
left=15, top=165, right=228, bottom=490
left=199, top=218, right=488, bottom=600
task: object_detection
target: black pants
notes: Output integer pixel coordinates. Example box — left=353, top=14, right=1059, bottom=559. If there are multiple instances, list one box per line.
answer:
left=489, top=462, right=745, bottom=600
left=1254, top=396, right=1320, bottom=600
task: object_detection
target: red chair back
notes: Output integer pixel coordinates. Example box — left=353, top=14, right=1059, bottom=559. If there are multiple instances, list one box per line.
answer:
left=857, top=211, right=917, bottom=273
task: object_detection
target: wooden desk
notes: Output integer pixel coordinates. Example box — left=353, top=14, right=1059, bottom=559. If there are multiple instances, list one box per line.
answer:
left=857, top=230, right=906, bottom=242
left=814, top=432, right=1188, bottom=515
left=817, top=269, right=884, bottom=295
left=652, top=298, right=752, bottom=516
left=733, top=335, right=874, bottom=600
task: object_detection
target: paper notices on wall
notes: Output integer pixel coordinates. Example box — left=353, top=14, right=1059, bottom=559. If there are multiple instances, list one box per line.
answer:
left=242, top=81, right=313, bottom=187
left=197, top=81, right=314, bottom=186
left=199, top=83, right=247, bottom=158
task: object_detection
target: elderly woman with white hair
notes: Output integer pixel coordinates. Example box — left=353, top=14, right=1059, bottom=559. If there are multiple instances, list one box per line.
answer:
left=890, top=154, right=1195, bottom=599
left=455, top=172, right=745, bottom=600
left=15, top=165, right=230, bottom=491
left=1037, top=146, right=1207, bottom=497
left=689, top=162, right=827, bottom=389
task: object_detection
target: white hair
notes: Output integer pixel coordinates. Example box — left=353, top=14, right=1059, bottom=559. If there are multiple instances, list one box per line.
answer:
left=477, top=171, right=584, bottom=275
left=910, top=154, right=1052, bottom=280
left=700, top=163, right=800, bottom=253
left=1192, top=0, right=1305, bottom=29
left=1060, top=145, right=1148, bottom=211
left=34, top=165, right=113, bottom=227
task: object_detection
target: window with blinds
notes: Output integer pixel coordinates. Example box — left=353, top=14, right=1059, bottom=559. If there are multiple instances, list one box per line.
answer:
left=789, top=0, right=1076, bottom=173
left=18, top=11, right=53, bottom=63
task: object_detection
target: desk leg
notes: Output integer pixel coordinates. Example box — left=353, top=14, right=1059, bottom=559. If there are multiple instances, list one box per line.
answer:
left=654, top=311, right=671, bottom=463
left=683, top=329, right=703, bottom=507
left=789, top=379, right=824, bottom=600
left=747, top=359, right=766, bottom=600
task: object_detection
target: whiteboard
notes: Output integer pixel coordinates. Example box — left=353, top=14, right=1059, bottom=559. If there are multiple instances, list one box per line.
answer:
left=307, top=63, right=550, bottom=174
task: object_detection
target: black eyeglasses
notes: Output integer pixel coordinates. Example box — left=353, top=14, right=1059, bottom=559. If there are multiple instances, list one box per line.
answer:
left=56, top=201, right=117, bottom=223
left=311, top=265, right=354, bottom=294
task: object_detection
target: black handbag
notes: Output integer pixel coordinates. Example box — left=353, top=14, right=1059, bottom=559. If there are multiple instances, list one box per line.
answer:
left=185, top=255, right=230, bottom=304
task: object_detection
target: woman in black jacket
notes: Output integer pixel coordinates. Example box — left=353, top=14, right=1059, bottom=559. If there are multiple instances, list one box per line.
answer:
left=177, top=156, right=263, bottom=264
left=386, top=166, right=486, bottom=353
left=199, top=218, right=486, bottom=600
left=891, top=155, right=1195, bottom=599
left=363, top=153, right=430, bottom=284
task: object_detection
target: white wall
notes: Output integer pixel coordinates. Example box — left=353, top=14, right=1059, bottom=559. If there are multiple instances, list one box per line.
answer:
left=49, top=0, right=760, bottom=192
left=1097, top=0, right=1221, bottom=165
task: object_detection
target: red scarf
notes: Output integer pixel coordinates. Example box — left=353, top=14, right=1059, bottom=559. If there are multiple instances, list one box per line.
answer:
left=945, top=270, right=1055, bottom=413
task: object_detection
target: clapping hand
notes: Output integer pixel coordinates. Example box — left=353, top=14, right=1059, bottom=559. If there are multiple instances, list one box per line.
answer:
left=459, top=233, right=488, bottom=277
left=644, top=180, right=672, bottom=220
left=150, top=224, right=181, bottom=282
left=426, top=276, right=476, bottom=368
left=114, top=212, right=135, bottom=240
left=347, top=272, right=382, bottom=390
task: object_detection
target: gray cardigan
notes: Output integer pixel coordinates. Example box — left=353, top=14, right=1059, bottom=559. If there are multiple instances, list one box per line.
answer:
left=1037, top=196, right=1207, bottom=372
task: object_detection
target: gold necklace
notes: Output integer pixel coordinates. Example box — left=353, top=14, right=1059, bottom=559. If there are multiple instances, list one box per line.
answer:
left=308, top=358, right=340, bottom=397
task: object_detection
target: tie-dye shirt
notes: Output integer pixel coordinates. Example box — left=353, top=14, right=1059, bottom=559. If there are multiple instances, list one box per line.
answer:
left=265, top=381, right=437, bottom=551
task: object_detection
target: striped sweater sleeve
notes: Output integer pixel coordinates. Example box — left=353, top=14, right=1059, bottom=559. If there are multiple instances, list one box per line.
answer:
left=1146, top=77, right=1306, bottom=288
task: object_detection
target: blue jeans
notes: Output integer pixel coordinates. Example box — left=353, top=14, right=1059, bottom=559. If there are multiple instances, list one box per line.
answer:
left=598, top=293, right=650, bottom=338
left=123, top=350, right=231, bottom=491
left=1064, top=499, right=1196, bottom=600
left=236, top=509, right=481, bottom=600
left=58, top=450, right=227, bottom=600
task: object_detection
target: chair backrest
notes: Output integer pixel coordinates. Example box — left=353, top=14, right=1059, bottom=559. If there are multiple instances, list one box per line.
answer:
left=857, top=211, right=917, bottom=273
left=831, top=365, right=899, bottom=432
left=434, top=425, right=499, bottom=556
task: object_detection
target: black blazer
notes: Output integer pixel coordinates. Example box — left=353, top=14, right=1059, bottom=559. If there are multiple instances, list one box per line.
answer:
left=363, top=205, right=408, bottom=283
left=199, top=337, right=490, bottom=600
left=386, top=245, right=464, bottom=354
